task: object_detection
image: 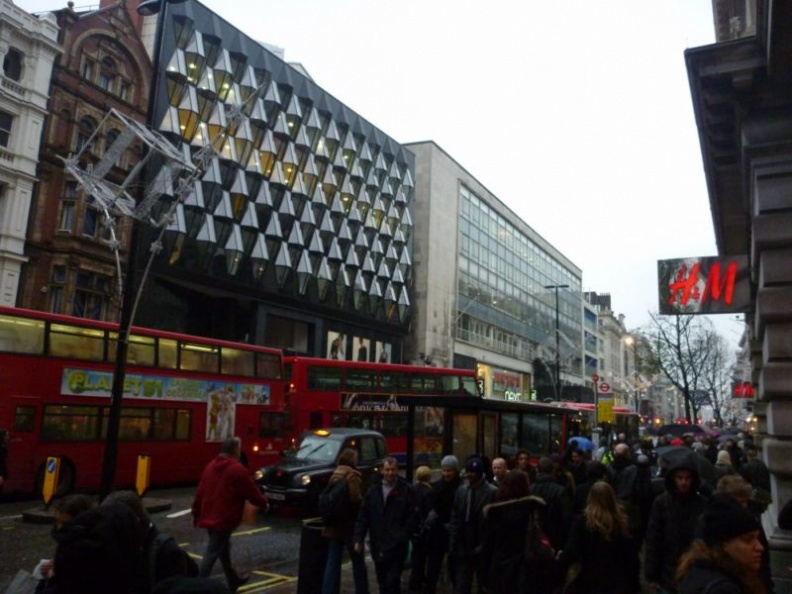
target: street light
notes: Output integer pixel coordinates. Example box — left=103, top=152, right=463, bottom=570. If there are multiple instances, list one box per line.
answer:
left=624, top=335, right=640, bottom=413
left=98, top=0, right=188, bottom=499
left=543, top=284, right=569, bottom=400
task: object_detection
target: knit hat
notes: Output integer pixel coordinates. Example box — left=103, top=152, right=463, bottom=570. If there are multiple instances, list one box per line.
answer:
left=700, top=494, right=761, bottom=546
left=440, top=455, right=459, bottom=471
left=465, top=457, right=485, bottom=475
left=716, top=450, right=732, bottom=466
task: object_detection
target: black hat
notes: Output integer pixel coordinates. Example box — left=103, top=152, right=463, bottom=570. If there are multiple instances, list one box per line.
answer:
left=700, top=494, right=761, bottom=546
left=465, top=457, right=485, bottom=475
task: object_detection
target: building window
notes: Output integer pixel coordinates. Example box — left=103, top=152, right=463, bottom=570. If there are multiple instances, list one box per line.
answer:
left=73, top=270, right=108, bottom=320
left=76, top=116, right=97, bottom=152
left=0, top=110, right=13, bottom=147
left=3, top=48, right=23, bottom=81
left=59, top=182, right=79, bottom=232
left=97, top=57, right=116, bottom=92
left=81, top=58, right=94, bottom=81
left=119, top=82, right=129, bottom=102
left=49, top=265, right=67, bottom=314
left=83, top=203, right=99, bottom=237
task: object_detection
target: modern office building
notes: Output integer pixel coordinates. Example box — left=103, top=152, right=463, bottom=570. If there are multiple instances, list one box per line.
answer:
left=405, top=141, right=584, bottom=401
left=0, top=0, right=59, bottom=306
left=686, top=0, right=792, bottom=568
left=18, top=1, right=151, bottom=321
left=125, top=0, right=416, bottom=360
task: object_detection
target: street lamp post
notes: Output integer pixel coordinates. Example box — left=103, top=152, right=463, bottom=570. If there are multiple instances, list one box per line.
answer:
left=625, top=335, right=640, bottom=413
left=544, top=284, right=569, bottom=400
left=98, top=0, right=187, bottom=499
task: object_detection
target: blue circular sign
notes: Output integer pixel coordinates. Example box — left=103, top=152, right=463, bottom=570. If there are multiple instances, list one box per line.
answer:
left=47, top=459, right=56, bottom=473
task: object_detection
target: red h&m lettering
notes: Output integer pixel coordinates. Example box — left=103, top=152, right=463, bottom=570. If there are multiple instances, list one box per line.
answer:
left=668, top=261, right=738, bottom=307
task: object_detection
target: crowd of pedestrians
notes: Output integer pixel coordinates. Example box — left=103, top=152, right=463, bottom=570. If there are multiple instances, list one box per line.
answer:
left=320, top=428, right=776, bottom=594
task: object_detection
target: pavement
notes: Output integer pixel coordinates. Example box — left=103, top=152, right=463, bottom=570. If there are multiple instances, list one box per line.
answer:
left=20, top=497, right=172, bottom=524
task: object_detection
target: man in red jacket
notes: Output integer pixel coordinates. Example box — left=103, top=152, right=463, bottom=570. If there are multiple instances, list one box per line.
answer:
left=192, top=437, right=269, bottom=592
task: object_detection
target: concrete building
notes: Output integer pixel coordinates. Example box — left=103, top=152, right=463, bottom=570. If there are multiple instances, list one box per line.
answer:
left=18, top=1, right=151, bottom=321
left=404, top=141, right=583, bottom=401
left=686, top=0, right=792, bottom=584
left=0, top=0, right=59, bottom=306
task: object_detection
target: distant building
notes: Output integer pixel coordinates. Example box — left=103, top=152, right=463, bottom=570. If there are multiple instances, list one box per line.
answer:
left=0, top=0, right=59, bottom=306
left=404, top=141, right=583, bottom=401
left=18, top=1, right=151, bottom=321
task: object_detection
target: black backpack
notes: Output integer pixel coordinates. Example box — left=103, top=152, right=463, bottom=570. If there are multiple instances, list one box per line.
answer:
left=318, top=477, right=352, bottom=525
left=149, top=530, right=200, bottom=590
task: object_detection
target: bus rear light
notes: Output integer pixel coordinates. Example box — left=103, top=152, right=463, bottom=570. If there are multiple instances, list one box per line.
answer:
left=252, top=443, right=259, bottom=453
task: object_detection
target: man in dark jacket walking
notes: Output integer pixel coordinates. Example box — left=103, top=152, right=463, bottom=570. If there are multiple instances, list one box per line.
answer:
left=355, top=456, right=417, bottom=594
left=424, top=455, right=462, bottom=594
left=610, top=443, right=651, bottom=545
left=644, top=458, right=707, bottom=594
left=192, top=437, right=269, bottom=593
left=448, top=457, right=497, bottom=594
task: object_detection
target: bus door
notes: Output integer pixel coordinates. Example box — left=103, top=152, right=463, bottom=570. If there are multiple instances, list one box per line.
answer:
left=480, top=412, right=498, bottom=461
left=8, top=396, right=39, bottom=491
left=451, top=411, right=478, bottom=463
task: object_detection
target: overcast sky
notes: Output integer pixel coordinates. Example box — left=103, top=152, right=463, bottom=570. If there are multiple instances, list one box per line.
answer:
left=18, top=0, right=744, bottom=344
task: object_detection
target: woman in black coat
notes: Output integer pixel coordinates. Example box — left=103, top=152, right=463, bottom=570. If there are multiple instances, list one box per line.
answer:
left=557, top=481, right=640, bottom=594
left=480, top=470, right=553, bottom=594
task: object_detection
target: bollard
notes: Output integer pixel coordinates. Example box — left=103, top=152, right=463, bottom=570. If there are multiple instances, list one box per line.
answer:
left=296, top=517, right=337, bottom=594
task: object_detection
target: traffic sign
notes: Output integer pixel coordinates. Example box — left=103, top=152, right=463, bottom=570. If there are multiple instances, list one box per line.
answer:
left=592, top=374, right=599, bottom=383
left=598, top=382, right=611, bottom=394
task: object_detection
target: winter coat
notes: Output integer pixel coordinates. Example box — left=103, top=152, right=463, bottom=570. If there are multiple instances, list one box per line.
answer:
left=480, top=495, right=552, bottom=594
left=448, top=476, right=497, bottom=556
left=530, top=473, right=573, bottom=550
left=321, top=465, right=363, bottom=540
left=191, top=454, right=268, bottom=533
left=410, top=481, right=434, bottom=537
left=424, top=475, right=461, bottom=551
left=739, top=459, right=771, bottom=493
left=354, top=474, right=417, bottom=561
left=558, top=514, right=641, bottom=594
left=677, top=560, right=745, bottom=594
left=644, top=459, right=707, bottom=591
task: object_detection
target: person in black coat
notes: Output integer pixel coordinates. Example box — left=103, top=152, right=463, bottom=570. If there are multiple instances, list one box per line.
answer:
left=644, top=457, right=708, bottom=594
left=557, top=482, right=640, bottom=594
left=676, top=494, right=766, bottom=594
left=480, top=471, right=551, bottom=594
left=572, top=460, right=610, bottom=515
left=408, top=465, right=434, bottom=592
left=530, top=456, right=573, bottom=551
left=354, top=457, right=417, bottom=594
left=423, top=455, right=461, bottom=594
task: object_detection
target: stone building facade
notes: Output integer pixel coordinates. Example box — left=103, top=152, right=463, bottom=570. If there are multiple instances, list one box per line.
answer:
left=18, top=1, right=151, bottom=322
left=0, top=0, right=59, bottom=306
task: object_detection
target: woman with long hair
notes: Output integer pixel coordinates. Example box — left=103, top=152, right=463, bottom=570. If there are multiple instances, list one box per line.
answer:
left=676, top=493, right=765, bottom=594
left=557, top=481, right=640, bottom=594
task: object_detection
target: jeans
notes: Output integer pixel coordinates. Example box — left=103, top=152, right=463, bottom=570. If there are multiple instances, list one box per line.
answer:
left=373, top=552, right=405, bottom=594
left=322, top=537, right=370, bottom=594
left=199, top=529, right=240, bottom=589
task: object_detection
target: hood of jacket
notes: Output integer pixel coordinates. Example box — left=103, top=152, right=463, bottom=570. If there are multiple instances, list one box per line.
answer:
left=482, top=494, right=546, bottom=520
left=208, top=453, right=240, bottom=474
left=664, top=456, right=701, bottom=494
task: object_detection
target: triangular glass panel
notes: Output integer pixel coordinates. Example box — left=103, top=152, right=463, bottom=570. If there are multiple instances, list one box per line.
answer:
left=393, top=227, right=406, bottom=244
left=295, top=250, right=312, bottom=295
left=278, top=191, right=296, bottom=219
left=240, top=201, right=258, bottom=230
left=397, top=286, right=411, bottom=322
left=196, top=214, right=217, bottom=247
left=317, top=257, right=332, bottom=300
left=345, top=250, right=360, bottom=269
left=287, top=225, right=304, bottom=248
left=264, top=214, right=283, bottom=239
left=213, top=191, right=234, bottom=221
left=337, top=220, right=353, bottom=245
left=274, top=245, right=291, bottom=288
left=362, top=253, right=376, bottom=275
left=377, top=261, right=391, bottom=280
left=308, top=232, right=324, bottom=256
left=353, top=272, right=368, bottom=310
left=358, top=142, right=373, bottom=165
left=327, top=237, right=344, bottom=262
left=391, top=266, right=405, bottom=285
left=255, top=183, right=273, bottom=208
left=299, top=204, right=316, bottom=234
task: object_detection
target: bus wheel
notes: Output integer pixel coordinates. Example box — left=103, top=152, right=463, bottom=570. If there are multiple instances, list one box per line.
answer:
left=34, top=458, right=77, bottom=498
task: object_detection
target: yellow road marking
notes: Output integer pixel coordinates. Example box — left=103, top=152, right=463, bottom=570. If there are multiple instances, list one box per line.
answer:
left=233, top=526, right=272, bottom=537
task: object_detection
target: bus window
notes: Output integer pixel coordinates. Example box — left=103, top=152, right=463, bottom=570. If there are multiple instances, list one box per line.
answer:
left=180, top=342, right=219, bottom=373
left=461, top=376, right=480, bottom=396
left=152, top=408, right=191, bottom=440
left=522, top=413, right=551, bottom=457
left=118, top=408, right=151, bottom=440
left=256, top=352, right=282, bottom=379
left=409, top=373, right=436, bottom=394
left=437, top=375, right=460, bottom=395
left=380, top=371, right=405, bottom=392
left=500, top=412, right=519, bottom=458
left=42, top=405, right=100, bottom=441
left=259, top=411, right=292, bottom=438
left=108, top=333, right=156, bottom=367
left=222, top=347, right=255, bottom=377
left=346, top=368, right=376, bottom=391
left=0, top=314, right=44, bottom=353
left=307, top=366, right=342, bottom=390
left=158, top=338, right=178, bottom=369
left=14, top=405, right=36, bottom=432
left=49, top=323, right=105, bottom=361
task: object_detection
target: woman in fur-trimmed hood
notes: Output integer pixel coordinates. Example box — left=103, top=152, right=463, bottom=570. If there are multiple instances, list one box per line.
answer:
left=480, top=470, right=552, bottom=594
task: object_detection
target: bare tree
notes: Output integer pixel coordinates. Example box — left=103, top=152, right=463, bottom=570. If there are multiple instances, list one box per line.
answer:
left=698, top=330, right=734, bottom=426
left=645, top=313, right=714, bottom=423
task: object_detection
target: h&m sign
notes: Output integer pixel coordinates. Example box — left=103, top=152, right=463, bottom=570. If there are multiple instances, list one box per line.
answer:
left=657, top=256, right=750, bottom=315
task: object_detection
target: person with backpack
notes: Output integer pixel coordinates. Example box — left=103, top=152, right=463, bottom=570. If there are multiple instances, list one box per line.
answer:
left=320, top=447, right=369, bottom=594
left=192, top=437, right=269, bottom=593
left=102, top=490, right=200, bottom=594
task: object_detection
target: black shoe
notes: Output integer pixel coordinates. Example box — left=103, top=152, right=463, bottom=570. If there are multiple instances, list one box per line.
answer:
left=231, top=574, right=250, bottom=592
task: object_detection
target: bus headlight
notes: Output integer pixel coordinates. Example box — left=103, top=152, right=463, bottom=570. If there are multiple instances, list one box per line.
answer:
left=300, top=474, right=311, bottom=487
left=254, top=469, right=264, bottom=481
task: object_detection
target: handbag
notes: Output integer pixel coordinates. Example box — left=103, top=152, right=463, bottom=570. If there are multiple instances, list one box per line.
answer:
left=562, top=562, right=582, bottom=594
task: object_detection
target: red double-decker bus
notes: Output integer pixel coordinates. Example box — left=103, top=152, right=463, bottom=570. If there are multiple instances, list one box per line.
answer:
left=0, top=306, right=285, bottom=495
left=281, top=356, right=482, bottom=463
left=552, top=401, right=641, bottom=443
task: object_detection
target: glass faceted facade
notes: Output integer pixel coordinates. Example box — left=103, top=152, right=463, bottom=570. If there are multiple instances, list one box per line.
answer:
left=142, top=2, right=414, bottom=329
